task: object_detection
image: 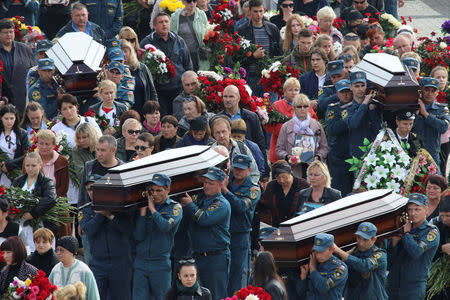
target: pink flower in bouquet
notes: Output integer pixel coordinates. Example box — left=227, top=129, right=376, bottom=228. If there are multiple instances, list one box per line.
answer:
left=427, top=164, right=437, bottom=174
left=418, top=155, right=427, bottom=166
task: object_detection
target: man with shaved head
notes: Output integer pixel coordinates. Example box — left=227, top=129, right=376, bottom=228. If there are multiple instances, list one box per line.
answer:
left=217, top=85, right=269, bottom=180
left=393, top=33, right=412, bottom=57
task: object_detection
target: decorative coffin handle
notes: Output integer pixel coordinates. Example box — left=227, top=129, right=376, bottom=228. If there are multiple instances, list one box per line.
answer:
left=105, top=177, right=111, bottom=184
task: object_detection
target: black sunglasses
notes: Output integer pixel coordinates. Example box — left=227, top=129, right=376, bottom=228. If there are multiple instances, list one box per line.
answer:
left=344, top=34, right=359, bottom=41
left=126, top=38, right=136, bottom=43
left=295, top=105, right=309, bottom=109
left=135, top=145, right=150, bottom=151
left=128, top=129, right=142, bottom=135
left=184, top=95, right=197, bottom=102
left=179, top=258, right=195, bottom=264
left=186, top=0, right=197, bottom=3
left=281, top=3, right=294, bottom=8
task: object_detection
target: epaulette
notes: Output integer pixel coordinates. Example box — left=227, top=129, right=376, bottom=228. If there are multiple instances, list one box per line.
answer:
left=435, top=102, right=447, bottom=107
left=323, top=85, right=334, bottom=89
left=329, top=102, right=338, bottom=107
left=341, top=102, right=352, bottom=109
left=411, top=132, right=417, bottom=138
left=426, top=223, right=437, bottom=228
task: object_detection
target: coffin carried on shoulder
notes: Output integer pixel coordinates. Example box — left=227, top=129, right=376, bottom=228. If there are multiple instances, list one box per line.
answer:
left=260, top=189, right=408, bottom=268
left=91, top=145, right=228, bottom=211
left=351, top=53, right=419, bottom=110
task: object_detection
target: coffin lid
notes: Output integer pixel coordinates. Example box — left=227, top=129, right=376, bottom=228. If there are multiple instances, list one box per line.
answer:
left=351, top=53, right=418, bottom=88
left=93, top=145, right=227, bottom=187
left=266, top=189, right=407, bottom=242
left=46, top=32, right=105, bottom=75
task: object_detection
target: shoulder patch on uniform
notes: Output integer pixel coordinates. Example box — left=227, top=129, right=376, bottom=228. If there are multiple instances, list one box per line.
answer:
left=173, top=204, right=181, bottom=216
left=327, top=110, right=334, bottom=119
left=333, top=267, right=344, bottom=279
left=250, top=187, right=259, bottom=199
left=373, top=252, right=382, bottom=259
left=341, top=110, right=348, bottom=119
left=29, top=76, right=36, bottom=86
left=427, top=229, right=438, bottom=241
left=32, top=90, right=41, bottom=101
left=127, top=91, right=134, bottom=101
left=208, top=202, right=221, bottom=211
left=127, top=79, right=135, bottom=90
left=318, top=89, right=323, bottom=96
left=77, top=211, right=83, bottom=222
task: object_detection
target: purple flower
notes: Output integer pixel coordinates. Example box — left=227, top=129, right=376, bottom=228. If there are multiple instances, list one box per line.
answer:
left=444, top=36, right=450, bottom=45
left=222, top=67, right=232, bottom=74
left=239, top=67, right=246, bottom=78
left=442, top=20, right=450, bottom=34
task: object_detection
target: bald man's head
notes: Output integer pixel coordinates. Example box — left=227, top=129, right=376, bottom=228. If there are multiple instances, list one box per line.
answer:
left=393, top=34, right=412, bottom=57
left=222, top=85, right=240, bottom=113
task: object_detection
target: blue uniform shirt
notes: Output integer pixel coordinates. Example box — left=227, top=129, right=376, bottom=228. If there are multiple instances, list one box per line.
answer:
left=412, top=101, right=449, bottom=165
left=134, top=197, right=182, bottom=263
left=297, top=254, right=348, bottom=300
left=116, top=73, right=135, bottom=108
left=318, top=85, right=338, bottom=114
left=387, top=220, right=440, bottom=299
left=80, top=0, right=123, bottom=39
left=224, top=175, right=260, bottom=234
left=28, top=78, right=59, bottom=119
left=345, top=245, right=388, bottom=300
left=326, top=101, right=352, bottom=159
left=184, top=192, right=231, bottom=253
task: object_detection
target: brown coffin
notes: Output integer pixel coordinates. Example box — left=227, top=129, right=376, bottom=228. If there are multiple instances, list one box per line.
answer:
left=351, top=53, right=419, bottom=110
left=261, top=189, right=408, bottom=268
left=91, top=145, right=228, bottom=211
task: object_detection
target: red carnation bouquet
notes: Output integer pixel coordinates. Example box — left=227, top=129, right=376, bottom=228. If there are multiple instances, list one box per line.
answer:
left=140, top=44, right=176, bottom=84
left=222, top=285, right=272, bottom=300
left=2, top=270, right=57, bottom=300
left=210, top=0, right=240, bottom=33
left=84, top=109, right=119, bottom=132
left=259, top=61, right=300, bottom=96
left=415, top=34, right=450, bottom=76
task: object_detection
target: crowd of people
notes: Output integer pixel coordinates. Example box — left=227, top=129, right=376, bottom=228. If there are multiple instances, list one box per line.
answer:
left=0, top=0, right=448, bottom=299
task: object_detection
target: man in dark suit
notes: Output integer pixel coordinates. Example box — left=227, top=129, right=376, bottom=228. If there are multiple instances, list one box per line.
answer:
left=394, top=109, right=422, bottom=158
left=0, top=18, right=36, bottom=114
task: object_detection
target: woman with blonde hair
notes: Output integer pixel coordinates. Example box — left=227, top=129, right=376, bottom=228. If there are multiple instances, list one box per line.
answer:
left=313, top=34, right=337, bottom=61
left=316, top=6, right=343, bottom=44
left=119, top=26, right=145, bottom=59
left=72, top=123, right=101, bottom=185
left=296, top=160, right=341, bottom=213
left=282, top=14, right=304, bottom=53
left=55, top=282, right=87, bottom=300
left=120, top=39, right=158, bottom=115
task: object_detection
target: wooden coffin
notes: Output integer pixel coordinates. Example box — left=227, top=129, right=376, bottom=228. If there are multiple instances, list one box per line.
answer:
left=91, top=145, right=228, bottom=211
left=261, top=189, right=408, bottom=268
left=46, top=32, right=105, bottom=97
left=351, top=53, right=419, bottom=110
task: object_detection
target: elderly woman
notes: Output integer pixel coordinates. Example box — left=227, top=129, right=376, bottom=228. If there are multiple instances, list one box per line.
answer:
left=297, top=161, right=341, bottom=213
left=0, top=237, right=38, bottom=294
left=276, top=94, right=328, bottom=179
left=170, top=0, right=209, bottom=71
left=51, top=94, right=101, bottom=149
left=317, top=6, right=343, bottom=44
left=89, top=80, right=128, bottom=135
left=178, top=96, right=214, bottom=137
left=12, top=152, right=57, bottom=251
left=114, top=110, right=142, bottom=140
left=116, top=118, right=142, bottom=162
left=72, top=123, right=101, bottom=186
left=282, top=14, right=305, bottom=53
left=0, top=104, right=30, bottom=187
left=134, top=132, right=155, bottom=159
left=176, top=115, right=214, bottom=147
left=119, top=26, right=145, bottom=60
left=299, top=47, right=328, bottom=101
left=260, top=160, right=310, bottom=227
left=425, top=174, right=448, bottom=221
left=20, top=102, right=48, bottom=140
left=121, top=39, right=158, bottom=113
left=141, top=101, right=162, bottom=136
left=265, top=78, right=317, bottom=164
left=154, top=115, right=180, bottom=153
left=270, top=0, right=294, bottom=30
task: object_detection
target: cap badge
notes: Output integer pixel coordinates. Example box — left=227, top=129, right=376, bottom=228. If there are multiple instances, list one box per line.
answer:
left=316, top=240, right=321, bottom=245
left=362, top=226, right=367, bottom=232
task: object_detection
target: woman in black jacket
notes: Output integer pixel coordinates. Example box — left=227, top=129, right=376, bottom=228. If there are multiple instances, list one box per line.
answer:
left=0, top=104, right=30, bottom=186
left=165, top=257, right=212, bottom=300
left=12, top=152, right=57, bottom=250
left=253, top=251, right=287, bottom=300
left=297, top=160, right=342, bottom=213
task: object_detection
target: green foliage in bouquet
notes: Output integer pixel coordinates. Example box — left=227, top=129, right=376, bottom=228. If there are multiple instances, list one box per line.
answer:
left=426, top=250, right=450, bottom=299
left=0, top=150, right=22, bottom=181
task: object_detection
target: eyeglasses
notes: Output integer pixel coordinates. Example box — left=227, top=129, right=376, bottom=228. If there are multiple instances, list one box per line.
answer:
left=135, top=145, right=150, bottom=151
left=179, top=258, right=195, bottom=264
left=125, top=38, right=136, bottom=43
left=281, top=3, right=294, bottom=8
left=340, top=54, right=354, bottom=60
left=344, top=34, right=359, bottom=41
left=368, top=23, right=380, bottom=30
left=184, top=96, right=197, bottom=102
left=127, top=129, right=142, bottom=135
left=294, top=105, right=309, bottom=109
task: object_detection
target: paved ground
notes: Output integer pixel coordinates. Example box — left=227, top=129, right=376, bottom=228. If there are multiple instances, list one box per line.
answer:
left=398, top=0, right=448, bottom=38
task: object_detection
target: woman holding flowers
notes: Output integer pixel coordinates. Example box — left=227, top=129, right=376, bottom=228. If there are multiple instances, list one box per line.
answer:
left=0, top=236, right=38, bottom=294
left=425, top=174, right=448, bottom=221
left=282, top=14, right=305, bottom=53
left=276, top=93, right=328, bottom=179
left=20, top=102, right=48, bottom=141
left=170, top=0, right=209, bottom=71
left=253, top=251, right=287, bottom=300
left=12, top=152, right=57, bottom=251
left=164, top=257, right=212, bottom=300
left=0, top=104, right=30, bottom=187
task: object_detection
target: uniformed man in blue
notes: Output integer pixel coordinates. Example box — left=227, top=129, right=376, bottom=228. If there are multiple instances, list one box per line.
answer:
left=133, top=173, right=182, bottom=300
left=326, top=79, right=353, bottom=196
left=394, top=110, right=422, bottom=158
left=26, top=39, right=52, bottom=91
left=80, top=0, right=123, bottom=39
left=180, top=167, right=231, bottom=300
left=28, top=58, right=62, bottom=119
left=107, top=48, right=135, bottom=95
left=401, top=57, right=420, bottom=78
left=297, top=233, right=348, bottom=299
left=105, top=61, right=134, bottom=108
left=346, top=71, right=381, bottom=159
left=222, top=154, right=261, bottom=295
left=318, top=59, right=345, bottom=115
left=79, top=173, right=133, bottom=300
left=387, top=193, right=440, bottom=300
left=334, top=222, right=388, bottom=300
left=412, top=77, right=449, bottom=167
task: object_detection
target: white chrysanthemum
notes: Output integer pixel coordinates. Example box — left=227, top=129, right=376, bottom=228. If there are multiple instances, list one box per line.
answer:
left=222, top=9, right=233, bottom=21
left=55, top=130, right=67, bottom=144
left=269, top=61, right=282, bottom=72
left=374, top=165, right=389, bottom=179
left=245, top=294, right=259, bottom=300
left=158, top=64, right=168, bottom=74
left=197, top=70, right=223, bottom=81
left=380, top=140, right=393, bottom=152
left=392, top=165, right=407, bottom=180
left=380, top=13, right=389, bottom=20
left=262, top=69, right=271, bottom=78
left=382, top=153, right=396, bottom=167
left=240, top=38, right=251, bottom=49
left=386, top=180, right=401, bottom=192
left=440, top=42, right=447, bottom=49
left=399, top=153, right=411, bottom=165
left=365, top=153, right=379, bottom=166
left=364, top=174, right=379, bottom=189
